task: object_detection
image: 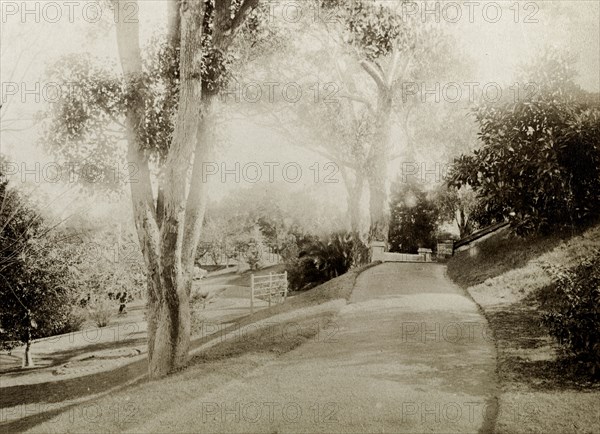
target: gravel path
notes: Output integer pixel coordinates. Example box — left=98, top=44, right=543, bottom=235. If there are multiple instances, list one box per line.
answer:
left=133, top=262, right=498, bottom=433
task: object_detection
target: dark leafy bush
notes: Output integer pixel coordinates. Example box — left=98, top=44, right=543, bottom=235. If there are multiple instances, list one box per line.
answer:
left=286, top=232, right=368, bottom=291
left=540, top=252, right=600, bottom=377
left=0, top=169, right=83, bottom=351
left=389, top=179, right=440, bottom=253
left=448, top=50, right=600, bottom=235
left=55, top=307, right=87, bottom=335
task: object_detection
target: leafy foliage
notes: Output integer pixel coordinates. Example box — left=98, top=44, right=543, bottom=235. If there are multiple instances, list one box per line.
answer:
left=388, top=179, right=440, bottom=253
left=243, top=225, right=267, bottom=270
left=436, top=185, right=479, bottom=238
left=88, top=298, right=114, bottom=328
left=448, top=50, right=600, bottom=235
left=286, top=231, right=368, bottom=291
left=41, top=16, right=249, bottom=193
left=0, top=174, right=83, bottom=350
left=42, top=0, right=274, bottom=189
left=340, top=0, right=453, bottom=80
left=41, top=35, right=181, bottom=186
left=343, top=1, right=409, bottom=60
left=540, top=252, right=600, bottom=377
left=65, top=227, right=146, bottom=309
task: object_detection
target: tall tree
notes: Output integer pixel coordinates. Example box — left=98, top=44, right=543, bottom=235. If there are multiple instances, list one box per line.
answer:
left=436, top=185, right=478, bottom=238
left=44, top=0, right=260, bottom=377
left=320, top=0, right=452, bottom=243
left=115, top=0, right=259, bottom=377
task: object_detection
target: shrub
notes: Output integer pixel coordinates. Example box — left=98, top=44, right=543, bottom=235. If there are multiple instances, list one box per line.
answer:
left=189, top=296, right=206, bottom=336
left=286, top=232, right=368, bottom=291
left=88, top=299, right=115, bottom=328
left=286, top=256, right=325, bottom=292
left=54, top=306, right=87, bottom=335
left=389, top=179, right=440, bottom=253
left=448, top=50, right=600, bottom=235
left=540, top=251, right=600, bottom=377
left=0, top=173, right=84, bottom=354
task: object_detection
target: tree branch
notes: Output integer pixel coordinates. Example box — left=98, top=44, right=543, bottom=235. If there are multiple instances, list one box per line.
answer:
left=360, top=59, right=386, bottom=90
left=338, top=92, right=374, bottom=115
left=213, top=0, right=259, bottom=49
left=386, top=43, right=401, bottom=88
left=113, top=0, right=161, bottom=296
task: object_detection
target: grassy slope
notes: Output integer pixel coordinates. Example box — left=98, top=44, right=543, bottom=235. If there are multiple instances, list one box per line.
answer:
left=6, top=263, right=379, bottom=433
left=447, top=227, right=568, bottom=288
left=447, top=224, right=600, bottom=434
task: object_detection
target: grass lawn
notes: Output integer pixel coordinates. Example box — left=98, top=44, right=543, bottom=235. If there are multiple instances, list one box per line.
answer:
left=2, top=263, right=378, bottom=432
left=447, top=223, right=600, bottom=433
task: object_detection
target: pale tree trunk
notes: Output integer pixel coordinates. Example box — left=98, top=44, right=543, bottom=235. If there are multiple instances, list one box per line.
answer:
left=457, top=207, right=473, bottom=238
left=112, top=0, right=257, bottom=377
left=348, top=178, right=364, bottom=235
left=366, top=88, right=393, bottom=243
left=113, top=0, right=207, bottom=377
left=339, top=164, right=364, bottom=235
left=156, top=0, right=210, bottom=372
left=360, top=48, right=400, bottom=244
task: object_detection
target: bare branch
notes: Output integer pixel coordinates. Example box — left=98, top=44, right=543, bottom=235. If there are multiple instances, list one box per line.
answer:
left=360, top=59, right=386, bottom=89
left=386, top=43, right=401, bottom=88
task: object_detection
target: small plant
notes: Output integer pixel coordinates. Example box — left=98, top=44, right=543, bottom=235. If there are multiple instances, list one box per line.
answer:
left=540, top=251, right=600, bottom=377
left=88, top=299, right=114, bottom=328
left=244, top=226, right=266, bottom=271
left=56, top=306, right=87, bottom=334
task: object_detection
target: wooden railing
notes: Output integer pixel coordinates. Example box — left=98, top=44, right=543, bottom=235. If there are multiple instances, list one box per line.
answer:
left=453, top=221, right=509, bottom=250
left=250, top=272, right=288, bottom=314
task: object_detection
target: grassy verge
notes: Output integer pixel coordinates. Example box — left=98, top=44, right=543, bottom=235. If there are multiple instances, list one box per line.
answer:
left=4, top=263, right=378, bottom=432
left=447, top=227, right=574, bottom=289
left=447, top=224, right=600, bottom=433
left=22, top=312, right=335, bottom=434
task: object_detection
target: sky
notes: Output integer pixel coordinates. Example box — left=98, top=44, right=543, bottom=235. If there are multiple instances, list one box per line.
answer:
left=1, top=0, right=598, bottom=224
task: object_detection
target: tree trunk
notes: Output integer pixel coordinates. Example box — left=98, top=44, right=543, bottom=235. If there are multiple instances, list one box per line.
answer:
left=368, top=169, right=388, bottom=242
left=113, top=0, right=255, bottom=377
left=113, top=0, right=207, bottom=377
left=340, top=164, right=364, bottom=234
left=367, top=88, right=393, bottom=243
left=23, top=328, right=33, bottom=367
left=457, top=208, right=473, bottom=238
left=348, top=186, right=362, bottom=234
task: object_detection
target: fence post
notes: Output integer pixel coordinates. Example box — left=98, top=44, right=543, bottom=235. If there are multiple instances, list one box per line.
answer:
left=268, top=272, right=272, bottom=307
left=283, top=271, right=288, bottom=301
left=250, top=274, right=254, bottom=314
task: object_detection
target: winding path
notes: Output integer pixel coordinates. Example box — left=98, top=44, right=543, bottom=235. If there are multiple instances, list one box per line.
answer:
left=135, top=262, right=498, bottom=433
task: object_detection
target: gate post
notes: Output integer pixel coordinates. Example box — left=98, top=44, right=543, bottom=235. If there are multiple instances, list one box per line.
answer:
left=268, top=272, right=272, bottom=307
left=418, top=248, right=433, bottom=262
left=370, top=241, right=386, bottom=262
left=250, top=274, right=255, bottom=314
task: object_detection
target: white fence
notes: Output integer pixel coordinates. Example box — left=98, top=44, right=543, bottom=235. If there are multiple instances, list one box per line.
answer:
left=371, top=242, right=434, bottom=263
left=250, top=272, right=288, bottom=314
left=377, top=252, right=428, bottom=262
